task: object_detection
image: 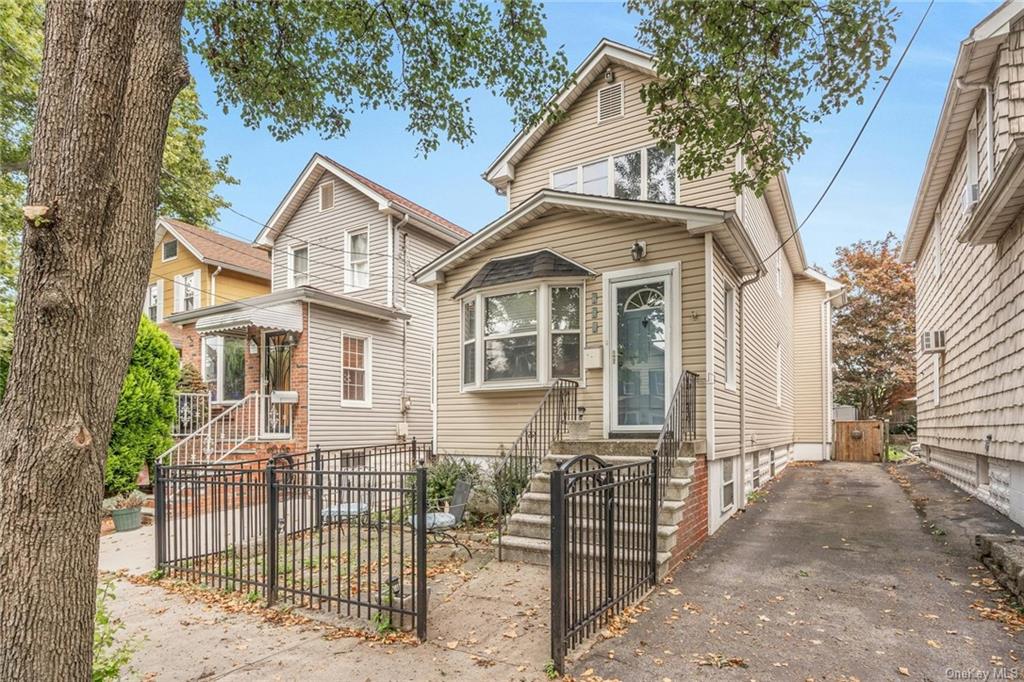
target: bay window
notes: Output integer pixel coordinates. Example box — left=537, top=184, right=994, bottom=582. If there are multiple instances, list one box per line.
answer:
left=461, top=282, right=584, bottom=389
left=552, top=145, right=677, bottom=203
left=202, top=336, right=245, bottom=403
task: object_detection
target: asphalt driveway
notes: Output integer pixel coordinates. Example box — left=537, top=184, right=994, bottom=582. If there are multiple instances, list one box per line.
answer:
left=573, top=460, right=1024, bottom=681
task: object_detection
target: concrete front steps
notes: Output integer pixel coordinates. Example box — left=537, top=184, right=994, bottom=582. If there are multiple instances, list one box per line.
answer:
left=498, top=438, right=704, bottom=577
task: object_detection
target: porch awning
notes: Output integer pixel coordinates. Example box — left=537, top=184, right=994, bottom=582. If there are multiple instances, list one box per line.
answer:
left=195, top=302, right=303, bottom=335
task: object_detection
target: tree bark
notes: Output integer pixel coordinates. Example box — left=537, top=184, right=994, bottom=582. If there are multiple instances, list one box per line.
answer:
left=0, top=1, right=187, bottom=678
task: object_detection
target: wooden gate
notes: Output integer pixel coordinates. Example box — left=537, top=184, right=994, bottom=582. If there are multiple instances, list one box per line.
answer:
left=834, top=420, right=885, bottom=462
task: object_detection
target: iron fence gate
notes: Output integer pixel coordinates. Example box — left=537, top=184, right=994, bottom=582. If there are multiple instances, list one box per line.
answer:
left=154, top=442, right=430, bottom=638
left=549, top=454, right=658, bottom=672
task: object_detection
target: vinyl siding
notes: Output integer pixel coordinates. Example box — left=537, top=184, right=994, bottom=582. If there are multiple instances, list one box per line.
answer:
left=212, top=271, right=270, bottom=307
left=270, top=172, right=389, bottom=303
left=149, top=235, right=206, bottom=317
left=435, top=210, right=706, bottom=458
left=507, top=66, right=735, bottom=212
left=733, top=189, right=796, bottom=453
left=711, top=243, right=741, bottom=459
left=793, top=277, right=827, bottom=443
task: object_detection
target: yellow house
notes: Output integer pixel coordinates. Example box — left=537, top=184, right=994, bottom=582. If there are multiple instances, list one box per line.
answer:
left=145, top=217, right=271, bottom=349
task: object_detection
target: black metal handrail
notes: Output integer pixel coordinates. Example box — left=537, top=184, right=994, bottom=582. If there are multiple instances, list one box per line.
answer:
left=494, top=378, right=578, bottom=560
left=652, top=370, right=698, bottom=504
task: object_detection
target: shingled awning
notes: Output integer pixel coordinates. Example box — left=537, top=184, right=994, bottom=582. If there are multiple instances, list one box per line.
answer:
left=454, top=249, right=595, bottom=298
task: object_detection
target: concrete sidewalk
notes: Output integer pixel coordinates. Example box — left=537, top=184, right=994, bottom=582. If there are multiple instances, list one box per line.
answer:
left=572, top=461, right=1023, bottom=681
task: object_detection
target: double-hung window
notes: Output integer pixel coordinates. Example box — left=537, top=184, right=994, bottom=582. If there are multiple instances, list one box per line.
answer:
left=341, top=334, right=371, bottom=407
left=722, top=459, right=735, bottom=513
left=462, top=300, right=476, bottom=386
left=553, top=146, right=676, bottom=203
left=346, top=229, right=369, bottom=290
left=202, top=336, right=245, bottom=403
left=146, top=282, right=160, bottom=322
left=462, top=282, right=584, bottom=389
left=550, top=287, right=582, bottom=378
left=290, top=247, right=309, bottom=287
left=484, top=290, right=538, bottom=382
left=174, top=271, right=198, bottom=313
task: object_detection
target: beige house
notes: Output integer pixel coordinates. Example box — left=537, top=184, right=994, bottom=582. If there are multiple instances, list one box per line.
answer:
left=901, top=2, right=1024, bottom=524
left=162, top=154, right=467, bottom=462
left=416, top=40, right=843, bottom=559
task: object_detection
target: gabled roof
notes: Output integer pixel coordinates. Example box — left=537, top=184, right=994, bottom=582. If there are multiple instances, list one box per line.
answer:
left=415, top=190, right=764, bottom=285
left=482, top=39, right=807, bottom=275
left=801, top=267, right=848, bottom=307
left=901, top=1, right=1024, bottom=262
left=255, top=153, right=469, bottom=249
left=157, top=218, right=271, bottom=280
left=454, top=249, right=596, bottom=298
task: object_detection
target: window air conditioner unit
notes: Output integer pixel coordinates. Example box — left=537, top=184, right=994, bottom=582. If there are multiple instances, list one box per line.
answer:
left=921, top=330, right=947, bottom=354
left=962, top=183, right=980, bottom=214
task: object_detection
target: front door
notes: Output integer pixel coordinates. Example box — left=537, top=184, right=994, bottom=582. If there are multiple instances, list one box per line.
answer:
left=262, top=331, right=293, bottom=435
left=609, top=272, right=673, bottom=433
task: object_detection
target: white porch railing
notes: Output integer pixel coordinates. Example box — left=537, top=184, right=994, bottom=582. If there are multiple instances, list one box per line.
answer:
left=172, top=392, right=211, bottom=437
left=260, top=395, right=294, bottom=439
left=159, top=392, right=260, bottom=466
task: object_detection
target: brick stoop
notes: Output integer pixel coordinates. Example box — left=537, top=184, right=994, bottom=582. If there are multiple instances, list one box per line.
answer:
left=498, top=438, right=706, bottom=578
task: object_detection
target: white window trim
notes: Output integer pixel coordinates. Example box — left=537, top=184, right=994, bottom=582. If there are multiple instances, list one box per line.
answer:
left=287, top=244, right=309, bottom=288
left=459, top=278, right=587, bottom=393
left=319, top=181, right=335, bottom=212
left=775, top=255, right=782, bottom=296
left=173, top=269, right=201, bottom=313
left=345, top=226, right=370, bottom=292
left=549, top=143, right=677, bottom=203
left=724, top=285, right=736, bottom=390
left=932, top=354, right=941, bottom=407
left=721, top=457, right=736, bottom=514
left=596, top=82, right=625, bottom=123
left=161, top=239, right=178, bottom=262
left=340, top=332, right=373, bottom=408
left=461, top=299, right=477, bottom=387
left=201, top=336, right=245, bottom=405
left=775, top=341, right=783, bottom=407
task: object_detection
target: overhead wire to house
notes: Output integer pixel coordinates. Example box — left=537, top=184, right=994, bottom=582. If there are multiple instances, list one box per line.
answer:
left=758, top=0, right=934, bottom=268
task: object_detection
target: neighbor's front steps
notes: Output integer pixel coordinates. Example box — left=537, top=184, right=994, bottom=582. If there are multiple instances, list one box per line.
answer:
left=498, top=438, right=703, bottom=578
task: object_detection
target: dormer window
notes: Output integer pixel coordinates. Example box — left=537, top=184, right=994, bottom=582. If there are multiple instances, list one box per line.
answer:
left=552, top=146, right=676, bottom=204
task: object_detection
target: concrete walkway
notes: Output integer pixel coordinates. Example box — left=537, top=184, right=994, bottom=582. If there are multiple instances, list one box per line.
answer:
left=573, top=461, right=1024, bottom=681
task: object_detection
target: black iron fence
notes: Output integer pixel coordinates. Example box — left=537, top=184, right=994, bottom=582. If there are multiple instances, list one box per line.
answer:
left=494, top=379, right=578, bottom=559
left=549, top=454, right=657, bottom=673
left=652, top=370, right=698, bottom=503
left=154, top=441, right=429, bottom=637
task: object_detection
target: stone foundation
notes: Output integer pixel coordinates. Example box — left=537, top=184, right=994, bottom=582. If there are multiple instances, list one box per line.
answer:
left=975, top=534, right=1024, bottom=600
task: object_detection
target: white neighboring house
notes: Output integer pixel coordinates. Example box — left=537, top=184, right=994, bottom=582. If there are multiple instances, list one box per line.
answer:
left=901, top=2, right=1024, bottom=523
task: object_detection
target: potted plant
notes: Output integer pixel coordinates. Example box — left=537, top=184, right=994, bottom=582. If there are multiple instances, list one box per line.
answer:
left=103, top=490, right=147, bottom=532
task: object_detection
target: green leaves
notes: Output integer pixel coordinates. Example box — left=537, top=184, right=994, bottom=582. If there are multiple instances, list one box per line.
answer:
left=185, top=0, right=568, bottom=155
left=159, top=82, right=239, bottom=227
left=628, top=0, right=898, bottom=195
left=105, top=318, right=180, bottom=495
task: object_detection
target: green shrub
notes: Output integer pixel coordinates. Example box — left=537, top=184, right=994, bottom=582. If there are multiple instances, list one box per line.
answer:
left=105, top=317, right=179, bottom=495
left=176, top=362, right=207, bottom=393
left=485, top=456, right=531, bottom=516
left=93, top=581, right=135, bottom=681
left=426, top=456, right=481, bottom=508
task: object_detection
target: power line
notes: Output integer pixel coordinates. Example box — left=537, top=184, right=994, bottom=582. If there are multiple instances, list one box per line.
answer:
left=759, top=0, right=934, bottom=269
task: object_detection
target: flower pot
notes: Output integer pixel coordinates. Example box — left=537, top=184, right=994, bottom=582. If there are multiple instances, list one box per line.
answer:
left=566, top=420, right=591, bottom=440
left=111, top=507, right=142, bottom=532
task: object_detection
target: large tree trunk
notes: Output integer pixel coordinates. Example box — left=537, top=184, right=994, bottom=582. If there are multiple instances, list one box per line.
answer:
left=0, top=1, right=187, bottom=678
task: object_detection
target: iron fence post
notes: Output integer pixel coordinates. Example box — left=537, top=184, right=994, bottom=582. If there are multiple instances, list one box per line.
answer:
left=314, top=444, right=323, bottom=528
left=604, top=470, right=614, bottom=608
left=649, top=454, right=659, bottom=586
left=154, top=463, right=165, bottom=571
left=266, top=460, right=279, bottom=605
left=415, top=465, right=428, bottom=641
left=550, top=466, right=566, bottom=675
left=412, top=436, right=419, bottom=465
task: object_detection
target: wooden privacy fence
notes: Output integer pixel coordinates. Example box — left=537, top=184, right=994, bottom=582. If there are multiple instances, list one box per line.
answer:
left=834, top=420, right=886, bottom=462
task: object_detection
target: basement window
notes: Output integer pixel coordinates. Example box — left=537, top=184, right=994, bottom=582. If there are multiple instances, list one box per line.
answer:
left=722, top=459, right=735, bottom=513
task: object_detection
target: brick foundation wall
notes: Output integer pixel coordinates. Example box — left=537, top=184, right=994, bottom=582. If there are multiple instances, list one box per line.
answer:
left=671, top=453, right=708, bottom=568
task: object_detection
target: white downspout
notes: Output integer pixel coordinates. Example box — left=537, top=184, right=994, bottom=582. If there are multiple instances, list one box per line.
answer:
left=736, top=270, right=762, bottom=508
left=957, top=78, right=994, bottom=182
left=820, top=290, right=844, bottom=460
left=393, top=214, right=411, bottom=431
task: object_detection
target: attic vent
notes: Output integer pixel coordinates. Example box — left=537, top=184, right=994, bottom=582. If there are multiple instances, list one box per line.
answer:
left=597, top=83, right=624, bottom=123
left=319, top=182, right=335, bottom=211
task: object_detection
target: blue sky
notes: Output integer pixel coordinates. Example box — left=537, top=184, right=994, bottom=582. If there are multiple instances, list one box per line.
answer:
left=190, top=1, right=997, bottom=274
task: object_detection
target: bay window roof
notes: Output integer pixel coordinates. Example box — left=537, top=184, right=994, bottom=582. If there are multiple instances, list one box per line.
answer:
left=454, top=249, right=595, bottom=298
